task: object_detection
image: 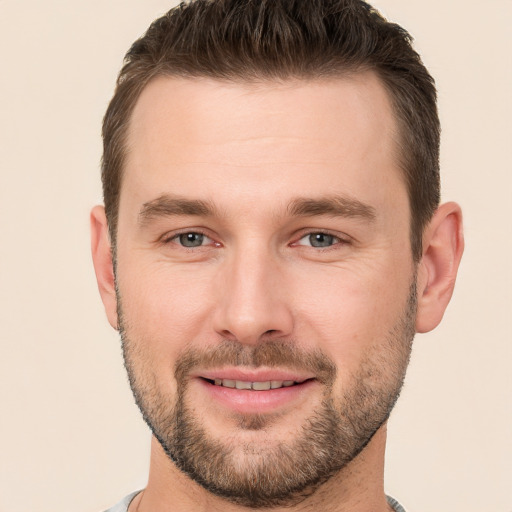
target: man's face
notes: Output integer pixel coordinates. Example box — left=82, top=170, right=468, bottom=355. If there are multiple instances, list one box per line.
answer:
left=114, top=74, right=416, bottom=507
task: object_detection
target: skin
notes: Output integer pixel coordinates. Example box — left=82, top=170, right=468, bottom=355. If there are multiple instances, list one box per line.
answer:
left=91, top=72, right=464, bottom=512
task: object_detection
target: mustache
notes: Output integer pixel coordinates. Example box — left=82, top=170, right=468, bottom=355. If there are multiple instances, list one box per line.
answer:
left=174, top=339, right=337, bottom=386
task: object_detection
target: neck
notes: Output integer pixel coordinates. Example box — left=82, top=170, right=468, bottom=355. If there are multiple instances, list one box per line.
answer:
left=131, top=424, right=392, bottom=512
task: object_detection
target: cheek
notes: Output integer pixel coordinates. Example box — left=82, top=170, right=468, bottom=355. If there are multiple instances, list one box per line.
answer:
left=116, top=259, right=217, bottom=367
left=291, top=262, right=412, bottom=371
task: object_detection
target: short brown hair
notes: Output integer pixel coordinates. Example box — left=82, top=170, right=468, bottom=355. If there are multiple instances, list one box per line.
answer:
left=102, top=0, right=440, bottom=261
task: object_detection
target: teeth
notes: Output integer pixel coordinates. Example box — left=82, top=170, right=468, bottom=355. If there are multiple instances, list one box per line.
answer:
left=211, top=379, right=299, bottom=390
left=252, top=381, right=271, bottom=391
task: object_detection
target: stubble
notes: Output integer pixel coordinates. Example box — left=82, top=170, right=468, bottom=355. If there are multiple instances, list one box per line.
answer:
left=118, top=282, right=416, bottom=508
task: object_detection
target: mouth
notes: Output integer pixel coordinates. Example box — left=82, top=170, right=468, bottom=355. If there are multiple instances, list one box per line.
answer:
left=194, top=370, right=318, bottom=415
left=201, top=377, right=310, bottom=391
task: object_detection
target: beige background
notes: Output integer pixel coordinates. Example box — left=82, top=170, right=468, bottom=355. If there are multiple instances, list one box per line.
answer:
left=0, top=1, right=511, bottom=511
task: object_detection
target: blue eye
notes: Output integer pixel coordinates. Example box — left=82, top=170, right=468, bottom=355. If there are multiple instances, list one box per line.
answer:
left=297, top=233, right=340, bottom=248
left=177, top=232, right=208, bottom=247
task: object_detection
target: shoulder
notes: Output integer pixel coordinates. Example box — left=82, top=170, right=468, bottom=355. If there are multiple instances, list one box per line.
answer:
left=387, top=495, right=407, bottom=512
left=102, top=490, right=141, bottom=512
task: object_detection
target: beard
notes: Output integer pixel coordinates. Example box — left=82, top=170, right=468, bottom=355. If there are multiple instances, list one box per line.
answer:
left=118, top=282, right=416, bottom=509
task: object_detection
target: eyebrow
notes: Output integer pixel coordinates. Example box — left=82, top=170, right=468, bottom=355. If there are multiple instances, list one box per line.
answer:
left=138, top=193, right=376, bottom=226
left=138, top=195, right=217, bottom=225
left=287, top=196, right=376, bottom=221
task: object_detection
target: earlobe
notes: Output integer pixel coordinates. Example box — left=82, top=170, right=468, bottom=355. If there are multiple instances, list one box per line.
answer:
left=415, top=202, right=464, bottom=333
left=90, top=205, right=119, bottom=330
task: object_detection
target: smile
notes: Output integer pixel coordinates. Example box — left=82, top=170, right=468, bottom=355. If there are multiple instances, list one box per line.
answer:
left=203, top=378, right=305, bottom=390
left=195, top=369, right=318, bottom=413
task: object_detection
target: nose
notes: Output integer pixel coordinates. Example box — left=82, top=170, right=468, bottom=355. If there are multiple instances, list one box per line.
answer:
left=212, top=243, right=294, bottom=345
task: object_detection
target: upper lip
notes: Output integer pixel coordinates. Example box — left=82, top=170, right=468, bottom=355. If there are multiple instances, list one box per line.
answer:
left=195, top=368, right=315, bottom=383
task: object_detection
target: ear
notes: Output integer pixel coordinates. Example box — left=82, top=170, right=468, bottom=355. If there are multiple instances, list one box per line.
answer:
left=90, top=205, right=118, bottom=330
left=416, top=202, right=464, bottom=333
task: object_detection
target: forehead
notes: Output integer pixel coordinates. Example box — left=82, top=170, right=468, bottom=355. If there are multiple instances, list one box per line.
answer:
left=122, top=73, right=405, bottom=217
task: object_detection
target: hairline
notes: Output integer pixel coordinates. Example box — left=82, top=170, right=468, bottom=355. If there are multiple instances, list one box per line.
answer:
left=112, top=65, right=411, bottom=212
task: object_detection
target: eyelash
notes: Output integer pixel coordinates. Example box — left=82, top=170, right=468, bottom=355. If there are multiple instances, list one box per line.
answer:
left=161, top=229, right=218, bottom=248
left=160, top=229, right=350, bottom=251
left=292, top=230, right=350, bottom=250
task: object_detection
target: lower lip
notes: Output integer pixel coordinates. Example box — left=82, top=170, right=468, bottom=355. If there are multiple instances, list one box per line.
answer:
left=196, top=378, right=317, bottom=414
